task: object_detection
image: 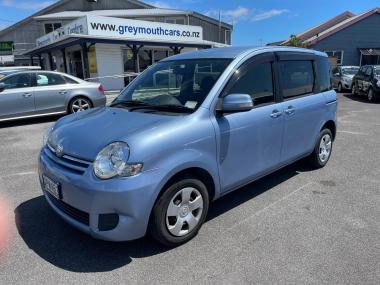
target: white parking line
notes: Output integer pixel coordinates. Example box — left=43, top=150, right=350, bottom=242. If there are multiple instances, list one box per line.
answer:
left=337, top=130, right=368, bottom=135
left=0, top=171, right=37, bottom=179
left=228, top=181, right=316, bottom=231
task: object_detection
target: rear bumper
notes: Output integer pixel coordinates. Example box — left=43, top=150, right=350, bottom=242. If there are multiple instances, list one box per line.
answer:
left=38, top=147, right=163, bottom=241
left=92, top=96, right=107, bottom=108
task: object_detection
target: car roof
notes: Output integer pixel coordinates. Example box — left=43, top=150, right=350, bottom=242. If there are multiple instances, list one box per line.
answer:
left=162, top=46, right=327, bottom=61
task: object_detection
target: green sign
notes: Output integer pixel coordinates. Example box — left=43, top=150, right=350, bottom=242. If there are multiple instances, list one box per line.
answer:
left=0, top=41, right=13, bottom=52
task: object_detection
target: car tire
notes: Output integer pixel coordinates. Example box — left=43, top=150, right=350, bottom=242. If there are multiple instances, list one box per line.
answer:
left=68, top=97, right=92, bottom=114
left=338, top=83, right=343, bottom=93
left=352, top=82, right=358, bottom=95
left=308, top=128, right=333, bottom=169
left=150, top=177, right=209, bottom=247
left=367, top=88, right=376, bottom=102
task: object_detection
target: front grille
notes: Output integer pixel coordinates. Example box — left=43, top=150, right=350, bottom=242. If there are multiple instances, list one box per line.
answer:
left=44, top=145, right=91, bottom=175
left=46, top=192, right=90, bottom=226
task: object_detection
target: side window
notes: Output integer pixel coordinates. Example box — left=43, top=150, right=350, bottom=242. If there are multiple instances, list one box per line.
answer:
left=37, top=73, right=67, bottom=86
left=279, top=60, right=314, bottom=99
left=225, top=62, right=274, bottom=106
left=64, top=76, right=79, bottom=84
left=1, top=73, right=32, bottom=90
left=315, top=57, right=332, bottom=92
left=365, top=67, right=372, bottom=76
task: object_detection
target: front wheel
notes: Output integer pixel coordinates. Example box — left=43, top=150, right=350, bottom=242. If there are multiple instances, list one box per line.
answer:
left=308, top=129, right=333, bottom=169
left=367, top=88, right=376, bottom=102
left=150, top=178, right=209, bottom=247
left=338, top=83, right=343, bottom=93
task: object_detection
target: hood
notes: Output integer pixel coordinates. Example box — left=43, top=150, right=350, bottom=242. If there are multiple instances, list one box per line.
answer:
left=49, top=107, right=177, bottom=161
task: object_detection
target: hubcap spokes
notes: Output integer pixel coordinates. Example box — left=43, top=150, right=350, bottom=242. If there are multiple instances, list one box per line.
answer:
left=72, top=99, right=90, bottom=113
left=319, top=134, right=332, bottom=163
left=166, top=187, right=203, bottom=237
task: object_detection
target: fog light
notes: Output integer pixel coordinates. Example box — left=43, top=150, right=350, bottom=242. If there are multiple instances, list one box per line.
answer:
left=98, top=213, right=119, bottom=231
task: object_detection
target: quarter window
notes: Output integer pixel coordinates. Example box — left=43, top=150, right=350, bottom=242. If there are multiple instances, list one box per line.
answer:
left=279, top=60, right=314, bottom=99
left=1, top=73, right=32, bottom=90
left=315, top=57, right=332, bottom=92
left=225, top=62, right=274, bottom=106
left=37, top=73, right=67, bottom=86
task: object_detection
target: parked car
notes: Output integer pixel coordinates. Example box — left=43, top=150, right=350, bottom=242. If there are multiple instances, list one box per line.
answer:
left=352, top=65, right=380, bottom=102
left=39, top=46, right=337, bottom=246
left=0, top=66, right=41, bottom=71
left=0, top=70, right=106, bottom=122
left=332, top=66, right=359, bottom=92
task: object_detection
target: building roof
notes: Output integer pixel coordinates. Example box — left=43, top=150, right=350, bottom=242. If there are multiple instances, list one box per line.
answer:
left=0, top=0, right=153, bottom=36
left=280, top=7, right=380, bottom=46
left=306, top=8, right=380, bottom=45
left=34, top=8, right=192, bottom=20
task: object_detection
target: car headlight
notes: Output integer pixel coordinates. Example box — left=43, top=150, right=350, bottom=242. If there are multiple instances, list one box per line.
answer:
left=43, top=125, right=54, bottom=146
left=93, top=142, right=143, bottom=179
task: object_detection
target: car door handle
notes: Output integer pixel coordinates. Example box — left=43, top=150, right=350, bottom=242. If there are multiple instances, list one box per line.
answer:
left=270, top=110, right=282, bottom=118
left=23, top=93, right=32, bottom=98
left=59, top=90, right=67, bottom=95
left=285, top=106, right=296, bottom=115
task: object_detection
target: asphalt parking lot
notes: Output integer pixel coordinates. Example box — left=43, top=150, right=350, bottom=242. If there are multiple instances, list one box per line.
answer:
left=0, top=93, right=379, bottom=284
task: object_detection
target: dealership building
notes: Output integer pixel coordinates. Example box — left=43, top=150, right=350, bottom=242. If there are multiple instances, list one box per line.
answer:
left=0, top=0, right=232, bottom=90
left=274, top=8, right=380, bottom=68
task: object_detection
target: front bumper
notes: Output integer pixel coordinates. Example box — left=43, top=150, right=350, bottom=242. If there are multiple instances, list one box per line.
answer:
left=38, top=146, right=162, bottom=241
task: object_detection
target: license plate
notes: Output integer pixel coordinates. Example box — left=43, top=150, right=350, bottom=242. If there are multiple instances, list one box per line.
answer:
left=43, top=175, right=61, bottom=200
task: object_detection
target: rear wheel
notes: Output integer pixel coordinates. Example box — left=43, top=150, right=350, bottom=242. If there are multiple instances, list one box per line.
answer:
left=308, top=129, right=333, bottom=169
left=150, top=178, right=209, bottom=247
left=69, top=97, right=92, bottom=114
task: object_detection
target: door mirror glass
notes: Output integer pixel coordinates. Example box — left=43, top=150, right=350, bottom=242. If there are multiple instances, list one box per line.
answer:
left=0, top=82, right=5, bottom=93
left=217, top=94, right=253, bottom=113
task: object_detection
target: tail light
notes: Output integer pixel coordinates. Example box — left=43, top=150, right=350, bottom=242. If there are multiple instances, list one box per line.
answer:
left=98, top=84, right=105, bottom=95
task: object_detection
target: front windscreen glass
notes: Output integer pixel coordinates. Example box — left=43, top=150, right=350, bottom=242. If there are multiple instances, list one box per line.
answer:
left=112, top=59, right=232, bottom=113
left=341, top=67, right=359, bottom=75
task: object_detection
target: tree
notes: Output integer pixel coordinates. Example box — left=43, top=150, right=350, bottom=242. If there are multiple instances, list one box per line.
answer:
left=287, top=35, right=309, bottom=48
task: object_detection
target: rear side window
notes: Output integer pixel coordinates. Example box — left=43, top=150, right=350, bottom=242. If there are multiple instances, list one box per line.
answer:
left=225, top=62, right=274, bottom=106
left=315, top=57, right=332, bottom=92
left=36, top=73, right=67, bottom=86
left=279, top=61, right=314, bottom=99
left=1, top=73, right=32, bottom=90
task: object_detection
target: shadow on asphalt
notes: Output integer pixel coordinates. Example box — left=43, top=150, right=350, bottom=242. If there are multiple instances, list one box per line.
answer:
left=14, top=160, right=314, bottom=273
left=0, top=115, right=63, bottom=129
left=343, top=93, right=379, bottom=103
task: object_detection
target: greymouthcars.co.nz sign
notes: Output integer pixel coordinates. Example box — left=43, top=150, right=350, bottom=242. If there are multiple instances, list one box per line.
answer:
left=36, top=15, right=204, bottom=48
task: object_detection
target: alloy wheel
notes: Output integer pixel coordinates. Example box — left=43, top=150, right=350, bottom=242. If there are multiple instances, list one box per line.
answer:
left=166, top=187, right=204, bottom=237
left=319, top=134, right=332, bottom=163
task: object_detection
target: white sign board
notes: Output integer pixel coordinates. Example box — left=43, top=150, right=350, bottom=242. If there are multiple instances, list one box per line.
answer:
left=0, top=55, right=14, bottom=64
left=37, top=17, right=88, bottom=47
left=36, top=15, right=204, bottom=48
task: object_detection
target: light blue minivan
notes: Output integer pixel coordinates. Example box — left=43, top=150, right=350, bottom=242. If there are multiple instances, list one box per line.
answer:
left=39, top=46, right=337, bottom=246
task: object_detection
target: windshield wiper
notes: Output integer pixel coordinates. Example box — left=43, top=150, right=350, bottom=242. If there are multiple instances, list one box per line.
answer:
left=129, top=104, right=194, bottom=113
left=110, top=100, right=151, bottom=108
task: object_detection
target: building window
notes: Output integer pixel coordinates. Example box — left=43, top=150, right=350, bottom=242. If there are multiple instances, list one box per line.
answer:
left=44, top=23, right=62, bottom=34
left=325, top=50, right=344, bottom=65
left=165, top=18, right=186, bottom=25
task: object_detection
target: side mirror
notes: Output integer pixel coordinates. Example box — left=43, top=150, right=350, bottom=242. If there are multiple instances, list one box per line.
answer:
left=216, top=94, right=253, bottom=114
left=0, top=83, right=5, bottom=93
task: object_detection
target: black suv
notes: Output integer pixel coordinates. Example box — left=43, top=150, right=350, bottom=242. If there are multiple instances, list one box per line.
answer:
left=352, top=65, right=380, bottom=102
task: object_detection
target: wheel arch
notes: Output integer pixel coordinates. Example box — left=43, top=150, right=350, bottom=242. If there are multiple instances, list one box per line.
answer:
left=321, top=120, right=336, bottom=141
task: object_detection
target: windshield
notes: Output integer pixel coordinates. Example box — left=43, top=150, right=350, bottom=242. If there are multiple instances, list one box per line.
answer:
left=112, top=59, right=232, bottom=113
left=342, top=67, right=359, bottom=75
